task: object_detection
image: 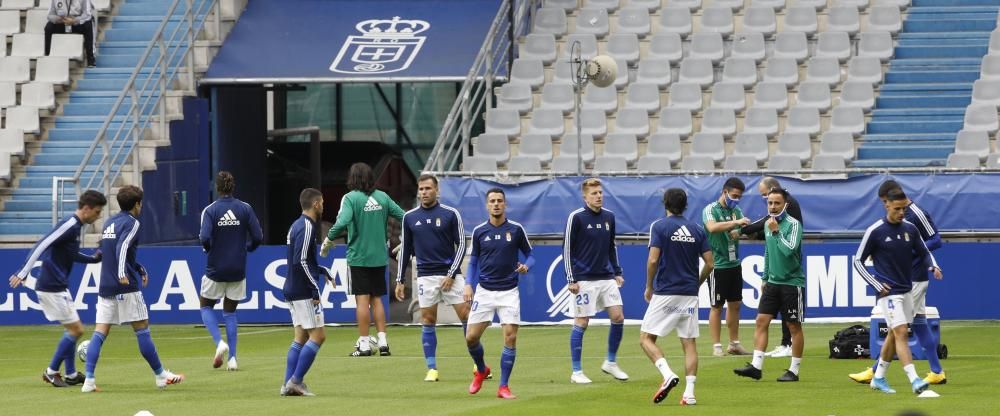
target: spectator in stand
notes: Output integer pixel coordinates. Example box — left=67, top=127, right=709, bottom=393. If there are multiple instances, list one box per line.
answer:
left=45, top=0, right=96, bottom=67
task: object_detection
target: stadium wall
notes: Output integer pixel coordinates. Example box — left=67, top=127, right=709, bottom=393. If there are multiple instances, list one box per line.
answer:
left=437, top=174, right=1000, bottom=235
left=0, top=242, right=994, bottom=324
left=138, top=98, right=212, bottom=245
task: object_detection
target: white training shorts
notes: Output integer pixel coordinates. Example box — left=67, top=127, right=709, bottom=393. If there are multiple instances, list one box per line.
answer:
left=640, top=295, right=700, bottom=339
left=288, top=299, right=325, bottom=329
left=416, top=275, right=466, bottom=308
left=37, top=290, right=80, bottom=325
left=468, top=287, right=520, bottom=325
left=878, top=293, right=914, bottom=329
left=200, top=276, right=247, bottom=301
left=572, top=279, right=623, bottom=318
left=910, top=280, right=928, bottom=315
left=95, top=292, right=149, bottom=325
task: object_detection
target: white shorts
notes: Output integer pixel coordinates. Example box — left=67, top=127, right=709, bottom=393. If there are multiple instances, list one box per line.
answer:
left=416, top=275, right=467, bottom=308
left=878, top=293, right=914, bottom=329
left=200, top=276, right=247, bottom=301
left=572, top=279, right=623, bottom=318
left=640, top=295, right=700, bottom=339
left=37, top=290, right=80, bottom=325
left=95, top=292, right=149, bottom=325
left=288, top=299, right=325, bottom=329
left=468, top=287, right=520, bottom=325
left=910, top=281, right=928, bottom=315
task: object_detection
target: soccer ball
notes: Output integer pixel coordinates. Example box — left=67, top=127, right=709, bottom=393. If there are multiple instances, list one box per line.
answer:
left=77, top=340, right=90, bottom=362
left=354, top=335, right=378, bottom=351
left=135, top=411, right=155, bottom=416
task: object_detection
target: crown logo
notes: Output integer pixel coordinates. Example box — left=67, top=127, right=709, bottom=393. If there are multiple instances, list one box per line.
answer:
left=356, top=16, right=430, bottom=36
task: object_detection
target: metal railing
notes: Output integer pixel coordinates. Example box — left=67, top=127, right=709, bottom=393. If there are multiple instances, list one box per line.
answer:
left=422, top=0, right=536, bottom=173
left=52, top=0, right=221, bottom=224
left=423, top=166, right=1000, bottom=182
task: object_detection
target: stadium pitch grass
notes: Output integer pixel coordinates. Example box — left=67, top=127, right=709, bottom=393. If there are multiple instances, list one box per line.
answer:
left=2, top=322, right=998, bottom=415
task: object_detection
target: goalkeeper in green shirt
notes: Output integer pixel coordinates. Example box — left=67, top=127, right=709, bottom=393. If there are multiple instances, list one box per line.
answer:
left=321, top=162, right=405, bottom=356
left=734, top=188, right=805, bottom=383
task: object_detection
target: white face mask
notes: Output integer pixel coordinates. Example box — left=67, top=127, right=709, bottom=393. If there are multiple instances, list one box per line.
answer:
left=771, top=203, right=788, bottom=221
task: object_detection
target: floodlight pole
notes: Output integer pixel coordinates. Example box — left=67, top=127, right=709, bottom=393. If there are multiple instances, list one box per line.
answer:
left=570, top=41, right=587, bottom=176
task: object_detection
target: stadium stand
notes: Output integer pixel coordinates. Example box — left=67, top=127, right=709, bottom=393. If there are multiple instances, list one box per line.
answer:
left=472, top=0, right=999, bottom=175
left=0, top=0, right=245, bottom=238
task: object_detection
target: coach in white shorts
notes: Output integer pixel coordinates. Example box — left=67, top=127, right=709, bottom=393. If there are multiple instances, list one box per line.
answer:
left=82, top=185, right=184, bottom=393
left=853, top=187, right=941, bottom=395
left=640, top=187, right=714, bottom=405
left=394, top=174, right=471, bottom=382
left=464, top=188, right=533, bottom=399
left=7, top=190, right=106, bottom=388
left=564, top=178, right=629, bottom=384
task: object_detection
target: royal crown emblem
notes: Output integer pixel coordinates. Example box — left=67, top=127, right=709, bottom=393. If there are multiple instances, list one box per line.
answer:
left=330, top=16, right=430, bottom=74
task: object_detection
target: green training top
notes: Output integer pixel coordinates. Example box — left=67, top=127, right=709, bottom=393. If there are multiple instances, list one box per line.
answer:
left=327, top=190, right=405, bottom=267
left=763, top=216, right=805, bottom=287
left=701, top=201, right=744, bottom=269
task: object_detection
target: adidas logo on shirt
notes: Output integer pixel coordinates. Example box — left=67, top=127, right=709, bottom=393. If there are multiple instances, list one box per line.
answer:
left=218, top=209, right=241, bottom=226
left=101, top=223, right=116, bottom=239
left=363, top=196, right=383, bottom=212
left=670, top=225, right=696, bottom=243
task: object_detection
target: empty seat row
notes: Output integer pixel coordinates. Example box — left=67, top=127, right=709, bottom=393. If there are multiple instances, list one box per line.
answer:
left=0, top=56, right=71, bottom=84
left=523, top=31, right=893, bottom=70
left=0, top=33, right=84, bottom=60
left=542, top=0, right=907, bottom=12
left=0, top=80, right=53, bottom=109
left=533, top=5, right=902, bottom=39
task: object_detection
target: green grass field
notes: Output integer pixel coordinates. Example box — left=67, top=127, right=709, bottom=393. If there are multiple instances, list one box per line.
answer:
left=2, top=322, right=997, bottom=416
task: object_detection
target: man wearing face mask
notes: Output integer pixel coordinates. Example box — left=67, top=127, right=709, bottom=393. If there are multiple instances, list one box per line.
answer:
left=741, top=177, right=803, bottom=359
left=701, top=177, right=752, bottom=357
left=734, top=188, right=805, bottom=382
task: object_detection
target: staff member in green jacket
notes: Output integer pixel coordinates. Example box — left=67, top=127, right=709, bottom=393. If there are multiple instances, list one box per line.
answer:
left=733, top=188, right=805, bottom=383
left=321, top=163, right=406, bottom=357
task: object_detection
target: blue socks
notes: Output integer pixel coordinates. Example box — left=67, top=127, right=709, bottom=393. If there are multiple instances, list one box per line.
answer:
left=570, top=325, right=586, bottom=372
left=200, top=306, right=222, bottom=347
left=291, top=340, right=321, bottom=383
left=85, top=332, right=106, bottom=378
left=135, top=327, right=164, bottom=375
left=223, top=312, right=238, bottom=359
left=608, top=322, right=624, bottom=362
left=285, top=341, right=303, bottom=383
left=500, top=346, right=516, bottom=387
left=469, top=342, right=486, bottom=374
left=422, top=325, right=437, bottom=369
left=912, top=315, right=942, bottom=373
left=461, top=321, right=468, bottom=336
left=49, top=332, right=77, bottom=373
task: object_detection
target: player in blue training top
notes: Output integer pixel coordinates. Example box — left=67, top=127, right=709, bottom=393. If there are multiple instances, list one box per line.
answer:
left=8, top=190, right=106, bottom=388
left=281, top=188, right=335, bottom=397
left=854, top=187, right=942, bottom=395
left=850, top=179, right=947, bottom=385
left=198, top=171, right=263, bottom=371
left=394, top=174, right=470, bottom=382
left=465, top=188, right=534, bottom=400
left=563, top=177, right=629, bottom=384
left=82, top=185, right=184, bottom=392
left=640, top=188, right=713, bottom=406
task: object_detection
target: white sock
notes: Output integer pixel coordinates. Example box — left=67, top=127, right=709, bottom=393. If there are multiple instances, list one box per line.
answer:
left=874, top=359, right=890, bottom=378
left=751, top=350, right=765, bottom=370
left=45, top=368, right=58, bottom=376
left=731, top=340, right=741, bottom=345
left=358, top=336, right=371, bottom=351
left=713, top=343, right=722, bottom=349
left=903, top=364, right=919, bottom=383
left=377, top=331, right=388, bottom=347
left=684, top=376, right=696, bottom=397
left=789, top=357, right=802, bottom=375
left=66, top=372, right=78, bottom=378
left=654, top=358, right=675, bottom=381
